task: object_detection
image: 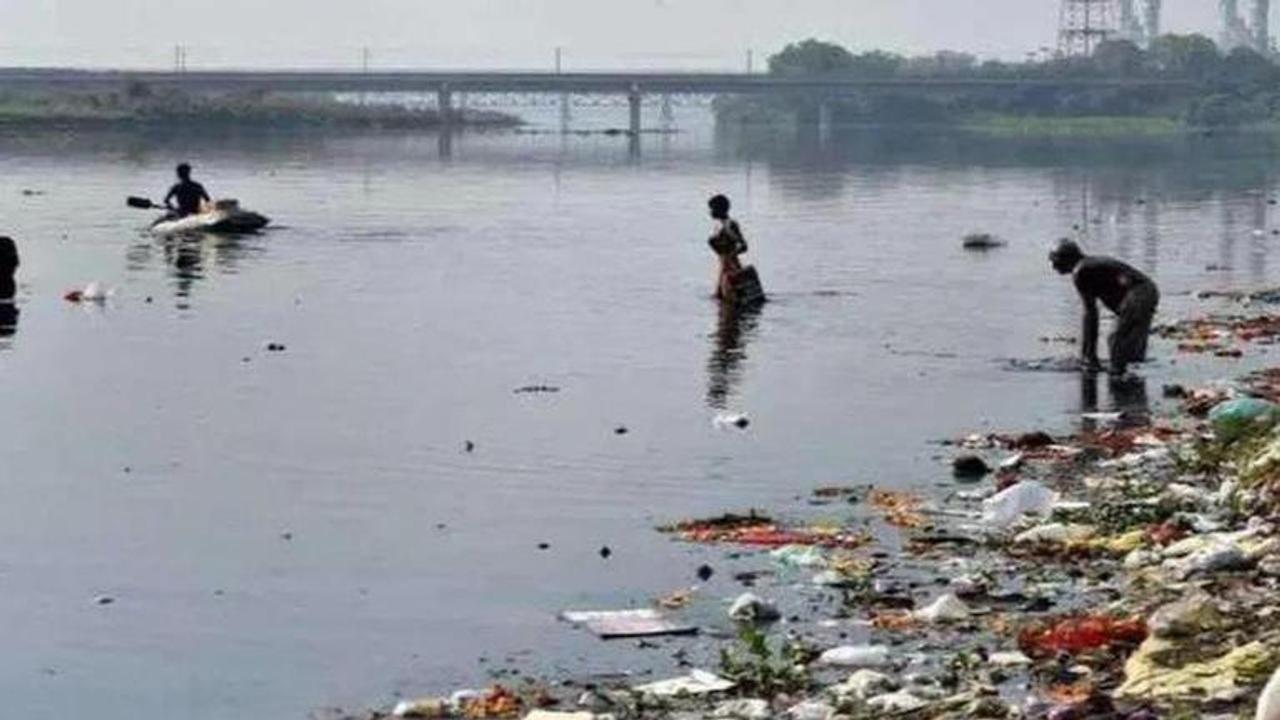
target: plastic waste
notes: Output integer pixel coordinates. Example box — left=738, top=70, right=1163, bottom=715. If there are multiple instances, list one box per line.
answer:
left=1118, top=639, right=1275, bottom=701
left=525, top=713, right=595, bottom=720
left=817, top=645, right=891, bottom=667
left=1257, top=664, right=1280, bottom=720
left=63, top=282, right=113, bottom=303
left=831, top=669, right=894, bottom=700
left=1019, top=615, right=1147, bottom=657
left=989, top=650, right=1033, bottom=667
left=1166, top=541, right=1254, bottom=580
left=713, top=412, right=751, bottom=430
left=982, top=481, right=1060, bottom=528
left=728, top=592, right=780, bottom=623
left=634, top=670, right=736, bottom=697
left=1014, top=523, right=1095, bottom=545
left=392, top=698, right=450, bottom=718
left=770, top=544, right=828, bottom=568
left=786, top=700, right=834, bottom=720
left=866, top=690, right=929, bottom=713
left=1210, top=398, right=1280, bottom=442
left=1149, top=593, right=1222, bottom=639
left=710, top=699, right=771, bottom=720
left=912, top=593, right=970, bottom=623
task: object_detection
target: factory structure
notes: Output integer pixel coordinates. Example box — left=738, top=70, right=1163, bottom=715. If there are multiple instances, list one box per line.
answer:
left=1058, top=0, right=1272, bottom=56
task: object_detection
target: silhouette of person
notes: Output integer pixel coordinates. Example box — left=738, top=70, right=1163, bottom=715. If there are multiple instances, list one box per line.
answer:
left=0, top=236, right=20, bottom=338
left=164, top=163, right=211, bottom=218
left=707, top=194, right=765, bottom=306
left=1050, top=239, right=1158, bottom=378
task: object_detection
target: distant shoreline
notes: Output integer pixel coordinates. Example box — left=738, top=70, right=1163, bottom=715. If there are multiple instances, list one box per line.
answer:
left=0, top=88, right=522, bottom=130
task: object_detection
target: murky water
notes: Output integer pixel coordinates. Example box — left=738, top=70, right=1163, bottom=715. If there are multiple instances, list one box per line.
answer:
left=1, top=114, right=1279, bottom=718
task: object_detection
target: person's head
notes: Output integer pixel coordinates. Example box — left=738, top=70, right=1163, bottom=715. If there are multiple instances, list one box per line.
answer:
left=708, top=194, right=731, bottom=220
left=176, top=163, right=192, bottom=181
left=0, top=237, right=17, bottom=275
left=1050, top=238, right=1084, bottom=275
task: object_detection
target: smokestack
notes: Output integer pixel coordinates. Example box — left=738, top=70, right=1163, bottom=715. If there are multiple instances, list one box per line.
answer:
left=1144, top=0, right=1163, bottom=44
left=1254, top=0, right=1271, bottom=53
left=1223, top=0, right=1241, bottom=48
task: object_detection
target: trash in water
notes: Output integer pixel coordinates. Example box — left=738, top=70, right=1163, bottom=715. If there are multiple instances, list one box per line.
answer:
left=457, top=686, right=522, bottom=718
left=63, top=282, right=112, bottom=303
left=728, top=592, right=781, bottom=623
left=982, top=480, right=1059, bottom=528
left=1002, top=357, right=1082, bottom=373
left=633, top=669, right=735, bottom=697
left=770, top=544, right=828, bottom=568
left=912, top=593, right=971, bottom=623
left=660, top=513, right=870, bottom=549
left=561, top=608, right=698, bottom=639
left=816, top=645, right=892, bottom=667
left=952, top=454, right=991, bottom=479
left=868, top=489, right=927, bottom=529
left=1018, top=615, right=1147, bottom=658
left=393, top=697, right=450, bottom=718
left=523, top=713, right=594, bottom=720
left=962, top=232, right=1006, bottom=250
left=713, top=412, right=751, bottom=429
left=1209, top=398, right=1280, bottom=443
left=514, top=385, right=561, bottom=394
left=656, top=588, right=695, bottom=610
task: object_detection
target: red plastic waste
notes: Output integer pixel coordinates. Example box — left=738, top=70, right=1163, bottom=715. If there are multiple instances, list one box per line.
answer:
left=1018, top=615, right=1148, bottom=657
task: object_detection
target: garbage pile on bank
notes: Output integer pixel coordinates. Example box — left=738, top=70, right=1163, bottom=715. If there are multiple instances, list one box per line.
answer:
left=350, top=373, right=1280, bottom=720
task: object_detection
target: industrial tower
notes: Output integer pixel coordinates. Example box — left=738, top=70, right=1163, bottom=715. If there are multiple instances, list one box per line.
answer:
left=1059, top=0, right=1164, bottom=55
left=1059, top=0, right=1119, bottom=56
left=1220, top=0, right=1272, bottom=53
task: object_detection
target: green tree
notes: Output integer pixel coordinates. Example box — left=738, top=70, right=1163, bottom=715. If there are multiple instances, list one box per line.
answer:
left=1148, top=34, right=1221, bottom=79
left=768, top=39, right=856, bottom=77
left=1093, top=39, right=1145, bottom=76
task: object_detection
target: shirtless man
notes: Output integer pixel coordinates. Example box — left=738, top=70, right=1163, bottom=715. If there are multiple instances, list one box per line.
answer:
left=164, top=163, right=211, bottom=218
left=708, top=194, right=748, bottom=301
left=1050, top=239, right=1159, bottom=377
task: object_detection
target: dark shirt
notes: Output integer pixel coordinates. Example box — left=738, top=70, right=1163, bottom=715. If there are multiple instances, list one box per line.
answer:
left=1073, top=256, right=1154, bottom=314
left=165, top=180, right=210, bottom=217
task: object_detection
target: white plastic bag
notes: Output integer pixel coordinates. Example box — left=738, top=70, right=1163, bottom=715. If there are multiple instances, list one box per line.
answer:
left=981, top=481, right=1059, bottom=528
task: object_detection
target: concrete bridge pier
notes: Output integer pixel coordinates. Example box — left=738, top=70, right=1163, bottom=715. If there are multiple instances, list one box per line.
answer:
left=818, top=100, right=834, bottom=141
left=559, top=93, right=572, bottom=133
left=628, top=84, right=643, bottom=157
left=660, top=93, right=675, bottom=130
left=437, top=85, right=454, bottom=127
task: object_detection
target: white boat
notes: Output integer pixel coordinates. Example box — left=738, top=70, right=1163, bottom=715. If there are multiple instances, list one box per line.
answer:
left=150, top=199, right=270, bottom=236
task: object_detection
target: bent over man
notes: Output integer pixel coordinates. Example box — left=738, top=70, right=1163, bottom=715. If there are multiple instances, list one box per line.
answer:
left=1050, top=239, right=1159, bottom=377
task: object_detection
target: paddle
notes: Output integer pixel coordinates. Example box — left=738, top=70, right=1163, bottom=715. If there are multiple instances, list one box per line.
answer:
left=126, top=196, right=162, bottom=210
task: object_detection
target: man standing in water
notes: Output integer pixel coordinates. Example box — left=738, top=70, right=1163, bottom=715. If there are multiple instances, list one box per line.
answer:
left=1050, top=239, right=1159, bottom=377
left=0, top=236, right=19, bottom=337
left=164, top=163, right=211, bottom=218
left=707, top=195, right=764, bottom=306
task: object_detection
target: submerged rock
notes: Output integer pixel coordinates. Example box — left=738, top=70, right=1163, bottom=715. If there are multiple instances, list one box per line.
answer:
left=952, top=454, right=991, bottom=479
left=728, top=592, right=781, bottom=623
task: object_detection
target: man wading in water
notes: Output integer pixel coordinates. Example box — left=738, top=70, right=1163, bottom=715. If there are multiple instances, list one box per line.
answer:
left=707, top=194, right=764, bottom=306
left=1050, top=239, right=1159, bottom=378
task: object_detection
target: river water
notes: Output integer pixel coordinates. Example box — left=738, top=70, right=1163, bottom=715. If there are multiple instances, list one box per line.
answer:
left=0, top=112, right=1278, bottom=718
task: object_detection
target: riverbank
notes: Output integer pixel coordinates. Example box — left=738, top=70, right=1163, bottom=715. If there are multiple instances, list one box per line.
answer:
left=337, top=292, right=1280, bottom=719
left=0, top=89, right=520, bottom=129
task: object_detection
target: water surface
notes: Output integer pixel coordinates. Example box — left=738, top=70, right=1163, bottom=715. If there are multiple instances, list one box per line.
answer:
left=1, top=116, right=1278, bottom=718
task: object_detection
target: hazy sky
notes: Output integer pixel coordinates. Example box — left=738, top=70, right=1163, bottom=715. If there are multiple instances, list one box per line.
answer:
left=0, top=1, right=1237, bottom=69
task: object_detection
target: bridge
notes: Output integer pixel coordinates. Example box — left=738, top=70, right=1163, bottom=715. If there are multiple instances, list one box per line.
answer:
left=0, top=68, right=1198, bottom=146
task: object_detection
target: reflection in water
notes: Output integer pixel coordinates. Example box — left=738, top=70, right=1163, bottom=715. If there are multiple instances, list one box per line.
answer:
left=128, top=233, right=263, bottom=308
left=705, top=302, right=762, bottom=409
left=1080, top=373, right=1150, bottom=429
